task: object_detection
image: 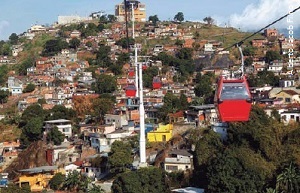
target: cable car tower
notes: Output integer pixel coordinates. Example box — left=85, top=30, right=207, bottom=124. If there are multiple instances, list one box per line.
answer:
left=126, top=1, right=147, bottom=167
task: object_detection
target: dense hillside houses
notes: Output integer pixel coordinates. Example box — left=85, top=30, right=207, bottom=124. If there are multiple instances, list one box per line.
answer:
left=0, top=1, right=300, bottom=192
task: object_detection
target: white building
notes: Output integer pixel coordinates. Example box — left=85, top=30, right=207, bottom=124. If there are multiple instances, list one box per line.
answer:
left=29, top=25, right=46, bottom=32
left=164, top=150, right=193, bottom=173
left=281, top=110, right=300, bottom=125
left=44, top=119, right=72, bottom=138
left=58, top=15, right=92, bottom=25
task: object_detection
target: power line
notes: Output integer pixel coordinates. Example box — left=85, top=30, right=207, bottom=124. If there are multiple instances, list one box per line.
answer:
left=223, top=5, right=300, bottom=51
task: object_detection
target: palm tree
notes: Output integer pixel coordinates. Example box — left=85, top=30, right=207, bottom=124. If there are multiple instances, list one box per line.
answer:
left=63, top=171, right=81, bottom=191
left=63, top=171, right=91, bottom=192
left=265, top=188, right=279, bottom=193
left=88, top=184, right=105, bottom=193
left=276, top=162, right=300, bottom=193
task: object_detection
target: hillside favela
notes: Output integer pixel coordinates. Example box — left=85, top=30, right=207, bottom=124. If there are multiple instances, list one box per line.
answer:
left=0, top=0, right=300, bottom=193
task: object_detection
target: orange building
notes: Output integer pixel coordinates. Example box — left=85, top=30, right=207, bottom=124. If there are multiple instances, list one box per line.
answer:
left=115, top=0, right=146, bottom=22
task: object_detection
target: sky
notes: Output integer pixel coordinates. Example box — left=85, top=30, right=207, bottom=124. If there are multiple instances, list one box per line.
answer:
left=0, top=0, right=300, bottom=40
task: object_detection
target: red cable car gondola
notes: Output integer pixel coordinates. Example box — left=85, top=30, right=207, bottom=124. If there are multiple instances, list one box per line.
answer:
left=128, top=69, right=135, bottom=77
left=215, top=76, right=252, bottom=122
left=152, top=76, right=162, bottom=89
left=125, top=84, right=137, bottom=97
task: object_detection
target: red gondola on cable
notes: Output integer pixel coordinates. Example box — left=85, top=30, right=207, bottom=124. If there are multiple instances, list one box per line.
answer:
left=142, top=65, right=148, bottom=70
left=214, top=76, right=252, bottom=122
left=128, top=69, right=135, bottom=77
left=152, top=76, right=162, bottom=89
left=125, top=84, right=137, bottom=97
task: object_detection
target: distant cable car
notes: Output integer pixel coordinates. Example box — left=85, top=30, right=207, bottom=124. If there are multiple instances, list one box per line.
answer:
left=152, top=76, right=162, bottom=89
left=142, top=65, right=148, bottom=70
left=215, top=76, right=252, bottom=122
left=125, top=84, right=137, bottom=97
left=128, top=69, right=135, bottom=77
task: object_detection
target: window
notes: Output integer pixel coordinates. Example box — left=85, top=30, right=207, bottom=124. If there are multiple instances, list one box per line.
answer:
left=63, top=128, right=69, bottom=133
left=285, top=98, right=291, bottom=103
left=166, top=165, right=178, bottom=171
left=291, top=115, right=295, bottom=119
left=221, top=83, right=249, bottom=100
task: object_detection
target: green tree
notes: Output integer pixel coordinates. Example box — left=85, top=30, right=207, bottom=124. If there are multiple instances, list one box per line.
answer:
left=42, top=39, right=67, bottom=56
left=116, top=52, right=130, bottom=66
left=108, top=141, right=133, bottom=173
left=265, top=50, right=281, bottom=63
left=46, top=105, right=77, bottom=121
left=97, top=23, right=105, bottom=32
left=244, top=57, right=253, bottom=67
left=92, top=74, right=117, bottom=94
left=86, top=41, right=93, bottom=48
left=1, top=184, right=31, bottom=193
left=176, top=48, right=193, bottom=60
left=243, top=46, right=256, bottom=56
left=88, top=184, right=105, bottom=193
left=194, top=73, right=214, bottom=103
left=0, top=65, right=8, bottom=86
left=99, top=15, right=108, bottom=23
left=81, top=23, right=99, bottom=38
left=115, top=37, right=135, bottom=49
left=20, top=103, right=46, bottom=127
left=0, top=90, right=9, bottom=104
left=143, top=66, right=159, bottom=88
left=49, top=172, right=65, bottom=190
left=108, top=14, right=117, bottom=23
left=9, top=33, right=19, bottom=45
left=149, top=15, right=160, bottom=26
left=62, top=170, right=90, bottom=192
left=174, top=12, right=184, bottom=22
left=203, top=16, right=214, bottom=26
left=20, top=117, right=44, bottom=146
left=1, top=43, right=11, bottom=55
left=207, top=144, right=274, bottom=193
left=247, top=70, right=279, bottom=87
left=111, top=167, right=170, bottom=193
left=108, top=63, right=123, bottom=75
left=69, top=37, right=81, bottom=49
left=92, top=97, right=114, bottom=124
left=23, top=83, right=36, bottom=93
left=158, top=92, right=186, bottom=123
left=47, top=126, right=65, bottom=145
left=192, top=129, right=223, bottom=187
left=175, top=39, right=184, bottom=47
left=18, top=57, right=34, bottom=76
left=276, top=163, right=300, bottom=193
left=96, top=46, right=113, bottom=67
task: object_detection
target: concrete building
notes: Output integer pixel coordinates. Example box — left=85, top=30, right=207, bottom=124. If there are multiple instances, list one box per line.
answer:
left=44, top=119, right=72, bottom=138
left=164, top=150, right=193, bottom=173
left=115, top=0, right=146, bottom=22
left=18, top=166, right=63, bottom=192
left=147, top=124, right=173, bottom=142
left=58, top=15, right=92, bottom=25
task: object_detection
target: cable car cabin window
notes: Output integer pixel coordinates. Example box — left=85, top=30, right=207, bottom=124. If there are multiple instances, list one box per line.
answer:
left=220, top=83, right=249, bottom=100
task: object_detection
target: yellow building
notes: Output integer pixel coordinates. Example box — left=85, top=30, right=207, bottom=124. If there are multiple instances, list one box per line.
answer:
left=18, top=166, right=64, bottom=192
left=115, top=0, right=146, bottom=22
left=147, top=124, right=173, bottom=142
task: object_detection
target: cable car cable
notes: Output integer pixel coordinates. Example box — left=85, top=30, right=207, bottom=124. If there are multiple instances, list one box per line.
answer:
left=222, top=5, right=300, bottom=51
